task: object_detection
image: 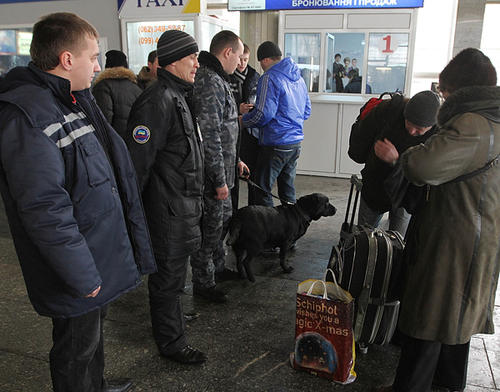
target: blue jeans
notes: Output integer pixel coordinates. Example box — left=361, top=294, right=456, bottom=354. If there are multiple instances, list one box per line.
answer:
left=255, top=144, right=301, bottom=207
left=357, top=196, right=410, bottom=237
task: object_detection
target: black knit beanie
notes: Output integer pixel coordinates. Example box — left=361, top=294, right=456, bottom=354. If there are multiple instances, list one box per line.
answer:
left=157, top=30, right=198, bottom=67
left=105, top=50, right=128, bottom=68
left=404, top=90, right=441, bottom=127
left=257, top=41, right=282, bottom=61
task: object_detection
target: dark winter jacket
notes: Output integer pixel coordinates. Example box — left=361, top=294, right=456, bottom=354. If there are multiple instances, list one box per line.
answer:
left=137, top=65, right=157, bottom=90
left=229, top=65, right=260, bottom=107
left=193, top=51, right=239, bottom=191
left=126, top=68, right=204, bottom=258
left=344, top=76, right=371, bottom=94
left=242, top=57, right=311, bottom=146
left=0, top=63, right=156, bottom=318
left=348, top=96, right=437, bottom=212
left=399, top=85, right=500, bottom=344
left=229, top=65, right=260, bottom=141
left=92, top=66, right=142, bottom=138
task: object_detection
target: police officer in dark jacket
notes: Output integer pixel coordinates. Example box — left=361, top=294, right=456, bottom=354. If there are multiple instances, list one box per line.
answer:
left=0, top=13, right=156, bottom=392
left=126, top=30, right=206, bottom=364
left=348, top=90, right=440, bottom=236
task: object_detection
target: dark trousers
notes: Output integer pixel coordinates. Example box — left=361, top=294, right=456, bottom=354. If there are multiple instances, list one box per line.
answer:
left=239, top=130, right=260, bottom=205
left=50, top=307, right=107, bottom=392
left=149, top=254, right=189, bottom=356
left=393, top=334, right=470, bottom=392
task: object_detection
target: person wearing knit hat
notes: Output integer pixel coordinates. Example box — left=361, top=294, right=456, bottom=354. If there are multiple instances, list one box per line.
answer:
left=157, top=29, right=198, bottom=67
left=105, top=49, right=128, bottom=68
left=348, top=90, right=440, bottom=237
left=126, top=29, right=206, bottom=365
left=257, top=41, right=282, bottom=61
left=375, top=48, right=500, bottom=392
left=403, top=90, right=441, bottom=129
left=241, top=40, right=310, bottom=208
left=93, top=49, right=141, bottom=137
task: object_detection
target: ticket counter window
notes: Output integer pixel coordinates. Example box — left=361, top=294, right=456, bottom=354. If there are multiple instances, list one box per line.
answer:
left=324, top=33, right=365, bottom=94
left=0, top=28, right=32, bottom=76
left=366, top=33, right=409, bottom=94
left=284, top=33, right=321, bottom=93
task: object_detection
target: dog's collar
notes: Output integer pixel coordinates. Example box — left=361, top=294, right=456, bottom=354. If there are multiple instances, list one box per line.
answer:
left=295, top=204, right=312, bottom=225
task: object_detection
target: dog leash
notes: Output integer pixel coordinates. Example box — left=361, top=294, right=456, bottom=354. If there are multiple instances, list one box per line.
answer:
left=239, top=176, right=295, bottom=205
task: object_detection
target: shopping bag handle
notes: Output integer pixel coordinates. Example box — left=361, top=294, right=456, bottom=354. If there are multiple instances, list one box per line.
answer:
left=306, top=280, right=328, bottom=299
left=324, top=268, right=339, bottom=285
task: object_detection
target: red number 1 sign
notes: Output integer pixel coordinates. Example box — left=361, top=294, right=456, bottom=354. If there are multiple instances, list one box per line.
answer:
left=382, top=35, right=394, bottom=53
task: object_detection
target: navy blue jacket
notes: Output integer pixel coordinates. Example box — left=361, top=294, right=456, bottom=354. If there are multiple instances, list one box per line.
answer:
left=0, top=63, right=156, bottom=318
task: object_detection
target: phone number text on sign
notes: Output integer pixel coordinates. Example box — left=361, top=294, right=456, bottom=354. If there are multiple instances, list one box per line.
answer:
left=137, top=24, right=186, bottom=46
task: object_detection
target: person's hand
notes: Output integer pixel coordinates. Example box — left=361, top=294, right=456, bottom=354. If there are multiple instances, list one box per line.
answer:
left=238, top=161, right=250, bottom=179
left=374, top=138, right=399, bottom=165
left=239, top=103, right=254, bottom=114
left=85, top=286, right=101, bottom=298
left=215, top=184, right=229, bottom=200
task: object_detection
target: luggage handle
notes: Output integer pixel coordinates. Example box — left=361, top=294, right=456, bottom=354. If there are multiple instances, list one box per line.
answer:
left=306, top=280, right=328, bottom=299
left=344, top=175, right=362, bottom=233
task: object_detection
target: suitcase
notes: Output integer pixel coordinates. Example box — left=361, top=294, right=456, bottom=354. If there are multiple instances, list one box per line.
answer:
left=327, top=175, right=405, bottom=351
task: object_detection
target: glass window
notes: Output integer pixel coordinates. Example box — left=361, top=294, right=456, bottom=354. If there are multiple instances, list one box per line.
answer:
left=200, top=21, right=222, bottom=52
left=284, top=33, right=321, bottom=93
left=126, top=21, right=195, bottom=74
left=0, top=28, right=32, bottom=76
left=366, top=33, right=409, bottom=94
left=411, top=0, right=457, bottom=95
left=324, top=33, right=365, bottom=93
left=481, top=3, right=500, bottom=83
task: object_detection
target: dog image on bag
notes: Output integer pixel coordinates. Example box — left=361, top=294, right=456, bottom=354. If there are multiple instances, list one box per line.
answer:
left=226, top=193, right=336, bottom=281
left=295, top=332, right=338, bottom=374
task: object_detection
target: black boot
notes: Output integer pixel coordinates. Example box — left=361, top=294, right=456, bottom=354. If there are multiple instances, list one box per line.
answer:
left=165, top=345, right=207, bottom=364
left=104, top=378, right=133, bottom=392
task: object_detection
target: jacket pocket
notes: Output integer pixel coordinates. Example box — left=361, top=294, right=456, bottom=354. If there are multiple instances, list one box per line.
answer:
left=72, top=139, right=116, bottom=227
left=79, top=140, right=112, bottom=187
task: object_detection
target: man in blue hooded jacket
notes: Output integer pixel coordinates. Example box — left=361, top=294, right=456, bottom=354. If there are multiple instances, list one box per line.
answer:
left=242, top=41, right=311, bottom=206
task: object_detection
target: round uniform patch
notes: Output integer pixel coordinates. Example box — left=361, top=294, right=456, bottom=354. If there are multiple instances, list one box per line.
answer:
left=132, top=125, right=151, bottom=144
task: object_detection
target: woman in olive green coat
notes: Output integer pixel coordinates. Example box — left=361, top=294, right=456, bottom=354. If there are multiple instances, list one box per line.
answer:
left=375, top=48, right=500, bottom=392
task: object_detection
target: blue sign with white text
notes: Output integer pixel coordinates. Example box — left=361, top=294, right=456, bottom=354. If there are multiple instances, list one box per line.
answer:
left=229, top=0, right=424, bottom=11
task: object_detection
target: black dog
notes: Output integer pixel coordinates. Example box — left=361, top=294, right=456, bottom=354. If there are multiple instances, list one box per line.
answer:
left=226, top=193, right=336, bottom=282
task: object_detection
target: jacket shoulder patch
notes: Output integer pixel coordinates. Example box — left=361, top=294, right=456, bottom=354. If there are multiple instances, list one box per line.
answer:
left=132, top=125, right=150, bottom=144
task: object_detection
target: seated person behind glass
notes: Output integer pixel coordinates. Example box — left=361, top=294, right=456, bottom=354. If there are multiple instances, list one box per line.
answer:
left=344, top=69, right=372, bottom=94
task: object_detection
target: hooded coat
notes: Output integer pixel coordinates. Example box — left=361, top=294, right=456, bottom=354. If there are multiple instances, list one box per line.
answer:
left=92, top=66, right=142, bottom=138
left=399, top=85, right=500, bottom=344
left=0, top=63, right=156, bottom=318
left=242, top=57, right=311, bottom=146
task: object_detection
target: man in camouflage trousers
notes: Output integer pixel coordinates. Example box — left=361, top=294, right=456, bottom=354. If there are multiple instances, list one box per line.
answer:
left=191, top=30, right=248, bottom=303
